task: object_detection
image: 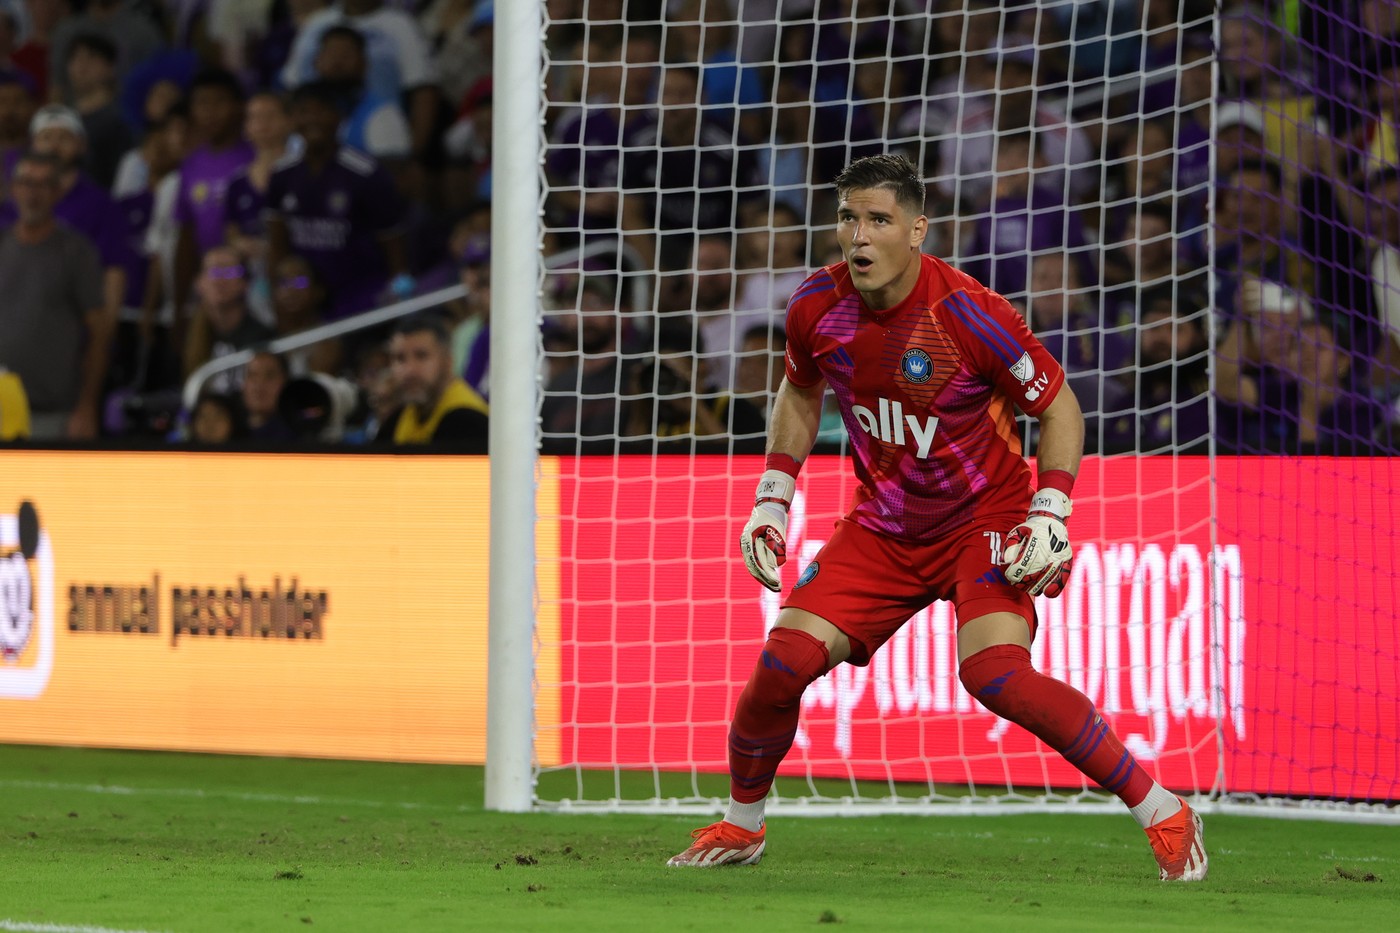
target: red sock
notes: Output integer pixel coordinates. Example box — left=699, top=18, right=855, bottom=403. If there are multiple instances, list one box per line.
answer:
left=959, top=644, right=1154, bottom=807
left=728, top=627, right=830, bottom=804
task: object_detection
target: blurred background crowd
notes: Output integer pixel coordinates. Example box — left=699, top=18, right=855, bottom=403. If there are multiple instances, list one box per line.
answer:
left=0, top=0, right=1394, bottom=455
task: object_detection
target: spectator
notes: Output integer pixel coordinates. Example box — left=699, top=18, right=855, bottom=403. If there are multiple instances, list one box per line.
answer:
left=540, top=274, right=634, bottom=443
left=49, top=0, right=163, bottom=103
left=139, top=105, right=194, bottom=386
left=20, top=103, right=127, bottom=368
left=224, top=91, right=296, bottom=265
left=895, top=0, right=1002, bottom=176
left=1219, top=2, right=1311, bottom=101
left=183, top=245, right=275, bottom=391
left=1108, top=289, right=1210, bottom=455
left=1023, top=251, right=1130, bottom=453
left=111, top=105, right=187, bottom=394
left=1214, top=157, right=1311, bottom=323
left=753, top=69, right=817, bottom=216
left=171, top=69, right=255, bottom=334
left=63, top=32, right=130, bottom=190
left=9, top=0, right=57, bottom=99
left=545, top=30, right=627, bottom=249
left=187, top=390, right=245, bottom=443
left=265, top=81, right=410, bottom=319
left=1214, top=101, right=1269, bottom=179
left=448, top=234, right=490, bottom=400
left=378, top=313, right=488, bottom=447
left=719, top=321, right=783, bottom=441
left=673, top=234, right=740, bottom=388
left=664, top=0, right=766, bottom=143
left=1101, top=201, right=1186, bottom=328
left=962, top=130, right=1089, bottom=304
left=312, top=25, right=411, bottom=162
left=0, top=72, right=33, bottom=180
left=240, top=350, right=294, bottom=440
left=423, top=0, right=493, bottom=111
left=111, top=68, right=192, bottom=198
left=280, top=0, right=440, bottom=161
left=441, top=74, right=490, bottom=207
left=0, top=152, right=108, bottom=440
left=621, top=64, right=756, bottom=271
left=1216, top=278, right=1383, bottom=455
left=934, top=34, right=1096, bottom=209
left=244, top=0, right=333, bottom=92
left=623, top=314, right=727, bottom=442
left=270, top=253, right=342, bottom=376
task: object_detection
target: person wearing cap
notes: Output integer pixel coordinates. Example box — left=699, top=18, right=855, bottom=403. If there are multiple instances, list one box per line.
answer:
left=0, top=151, right=108, bottom=440
left=17, top=102, right=127, bottom=373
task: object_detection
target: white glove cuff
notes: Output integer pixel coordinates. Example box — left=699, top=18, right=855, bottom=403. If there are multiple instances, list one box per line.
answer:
left=755, top=469, right=796, bottom=507
left=1029, top=488, right=1072, bottom=521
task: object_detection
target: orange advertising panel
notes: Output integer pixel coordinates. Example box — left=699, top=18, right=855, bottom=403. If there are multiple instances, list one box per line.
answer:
left=0, top=452, right=559, bottom=765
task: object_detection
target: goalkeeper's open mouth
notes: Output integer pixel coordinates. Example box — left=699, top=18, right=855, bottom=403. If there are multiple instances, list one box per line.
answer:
left=850, top=255, right=874, bottom=274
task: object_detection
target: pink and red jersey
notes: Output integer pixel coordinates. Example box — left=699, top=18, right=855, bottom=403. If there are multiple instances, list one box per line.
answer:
left=784, top=253, right=1066, bottom=542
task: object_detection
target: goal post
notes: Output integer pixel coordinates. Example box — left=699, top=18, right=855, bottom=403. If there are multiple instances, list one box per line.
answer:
left=484, top=0, right=543, bottom=813
left=488, top=1, right=1400, bottom=823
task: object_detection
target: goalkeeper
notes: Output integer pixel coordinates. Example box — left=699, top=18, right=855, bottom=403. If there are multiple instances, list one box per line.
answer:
left=669, top=155, right=1207, bottom=882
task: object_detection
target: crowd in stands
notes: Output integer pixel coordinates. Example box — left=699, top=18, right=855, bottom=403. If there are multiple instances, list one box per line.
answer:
left=0, top=0, right=1393, bottom=456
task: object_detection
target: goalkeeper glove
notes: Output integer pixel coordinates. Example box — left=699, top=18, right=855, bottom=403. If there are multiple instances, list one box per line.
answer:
left=1001, top=487, right=1073, bottom=598
left=740, top=469, right=795, bottom=592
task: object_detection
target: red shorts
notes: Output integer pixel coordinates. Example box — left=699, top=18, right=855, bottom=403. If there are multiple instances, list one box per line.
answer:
left=782, top=514, right=1036, bottom=666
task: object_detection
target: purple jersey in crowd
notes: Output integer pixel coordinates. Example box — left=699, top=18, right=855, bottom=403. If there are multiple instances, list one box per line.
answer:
left=222, top=169, right=266, bottom=238
left=174, top=141, right=255, bottom=252
left=114, top=189, right=154, bottom=307
left=265, top=146, right=404, bottom=318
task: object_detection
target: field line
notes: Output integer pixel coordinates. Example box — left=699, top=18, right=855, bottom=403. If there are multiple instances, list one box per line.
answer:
left=0, top=779, right=467, bottom=812
left=0, top=920, right=169, bottom=933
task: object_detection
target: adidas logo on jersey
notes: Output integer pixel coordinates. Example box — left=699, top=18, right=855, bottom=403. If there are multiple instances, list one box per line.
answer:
left=850, top=397, right=939, bottom=458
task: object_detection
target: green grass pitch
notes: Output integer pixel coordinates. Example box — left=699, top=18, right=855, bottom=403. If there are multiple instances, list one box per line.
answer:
left=0, top=745, right=1394, bottom=932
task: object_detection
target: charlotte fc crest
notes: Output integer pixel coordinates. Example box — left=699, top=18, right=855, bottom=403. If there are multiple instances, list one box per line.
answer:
left=900, top=348, right=933, bottom=384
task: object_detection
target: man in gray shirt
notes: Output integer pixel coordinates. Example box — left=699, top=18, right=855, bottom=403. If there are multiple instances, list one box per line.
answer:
left=0, top=152, right=107, bottom=439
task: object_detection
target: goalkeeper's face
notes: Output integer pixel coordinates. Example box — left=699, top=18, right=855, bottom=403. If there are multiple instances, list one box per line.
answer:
left=836, top=188, right=928, bottom=308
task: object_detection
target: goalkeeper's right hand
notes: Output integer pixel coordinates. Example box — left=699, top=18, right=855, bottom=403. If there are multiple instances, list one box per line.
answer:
left=740, top=469, right=795, bottom=592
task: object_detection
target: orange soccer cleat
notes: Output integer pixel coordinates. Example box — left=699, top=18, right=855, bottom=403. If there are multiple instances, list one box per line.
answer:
left=1145, top=797, right=1209, bottom=881
left=666, top=820, right=766, bottom=868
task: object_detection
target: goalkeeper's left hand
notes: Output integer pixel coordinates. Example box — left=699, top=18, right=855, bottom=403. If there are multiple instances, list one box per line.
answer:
left=1001, top=488, right=1073, bottom=598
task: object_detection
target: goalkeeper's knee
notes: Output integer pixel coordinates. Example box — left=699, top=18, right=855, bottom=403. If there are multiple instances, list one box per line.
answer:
left=739, top=627, right=831, bottom=712
left=958, top=643, right=1036, bottom=721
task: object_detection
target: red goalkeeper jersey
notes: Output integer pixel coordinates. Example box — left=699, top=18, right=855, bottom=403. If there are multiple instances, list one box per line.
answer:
left=784, top=253, right=1066, bottom=542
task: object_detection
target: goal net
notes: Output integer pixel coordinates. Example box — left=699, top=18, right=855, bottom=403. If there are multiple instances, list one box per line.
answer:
left=523, top=0, right=1399, bottom=819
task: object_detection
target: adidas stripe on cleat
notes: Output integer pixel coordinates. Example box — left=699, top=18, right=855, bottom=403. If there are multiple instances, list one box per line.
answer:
left=666, top=820, right=766, bottom=867
left=1145, top=797, right=1208, bottom=882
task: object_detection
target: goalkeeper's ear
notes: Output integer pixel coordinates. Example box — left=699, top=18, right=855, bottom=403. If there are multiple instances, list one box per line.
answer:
left=908, top=213, right=929, bottom=250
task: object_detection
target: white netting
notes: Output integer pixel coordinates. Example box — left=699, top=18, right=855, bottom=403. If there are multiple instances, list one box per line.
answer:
left=524, top=0, right=1398, bottom=820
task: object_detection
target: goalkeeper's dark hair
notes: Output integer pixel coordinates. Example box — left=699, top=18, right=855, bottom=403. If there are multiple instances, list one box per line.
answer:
left=833, top=154, right=927, bottom=218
